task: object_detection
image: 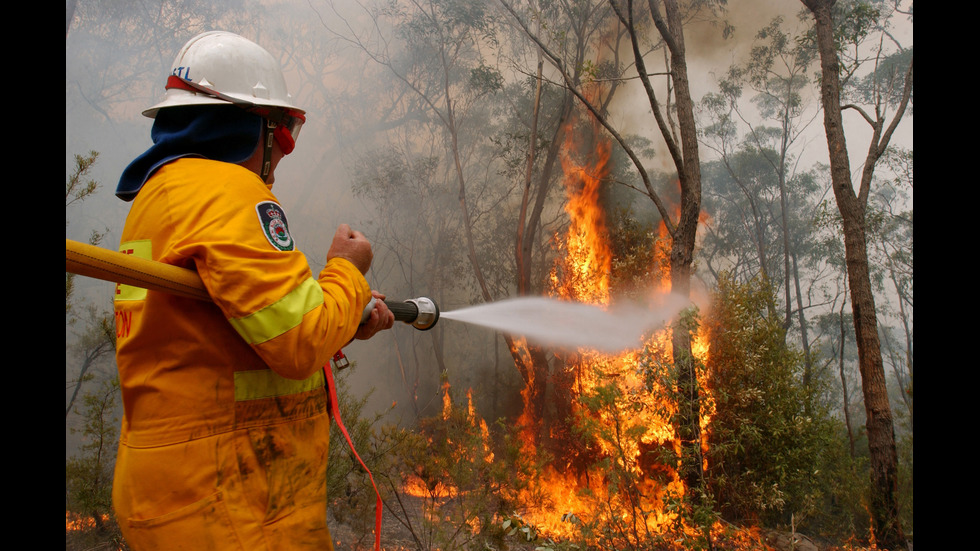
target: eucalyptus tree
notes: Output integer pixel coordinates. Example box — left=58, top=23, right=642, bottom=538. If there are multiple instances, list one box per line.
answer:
left=323, top=0, right=634, bottom=442
left=66, top=0, right=250, bottom=120
left=862, top=148, right=912, bottom=428
left=497, top=0, right=720, bottom=506
left=799, top=0, right=912, bottom=548
left=699, top=15, right=831, bottom=386
left=350, top=143, right=467, bottom=418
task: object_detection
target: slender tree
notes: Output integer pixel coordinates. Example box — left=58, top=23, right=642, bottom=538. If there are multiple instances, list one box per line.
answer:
left=867, top=147, right=913, bottom=424
left=800, top=0, right=912, bottom=548
left=700, top=15, right=828, bottom=387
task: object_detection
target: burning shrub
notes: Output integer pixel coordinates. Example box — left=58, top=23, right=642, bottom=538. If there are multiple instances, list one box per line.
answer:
left=376, top=380, right=531, bottom=551
left=569, top=376, right=715, bottom=551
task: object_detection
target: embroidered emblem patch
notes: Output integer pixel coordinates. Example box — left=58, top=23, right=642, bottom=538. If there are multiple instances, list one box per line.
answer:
left=256, top=201, right=294, bottom=251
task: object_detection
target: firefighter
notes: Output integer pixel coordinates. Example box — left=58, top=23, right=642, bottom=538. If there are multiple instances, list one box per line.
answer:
left=111, top=31, right=394, bottom=550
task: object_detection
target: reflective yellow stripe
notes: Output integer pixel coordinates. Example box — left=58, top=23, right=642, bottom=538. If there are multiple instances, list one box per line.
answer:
left=116, top=240, right=152, bottom=301
left=228, top=277, right=324, bottom=344
left=234, top=368, right=325, bottom=401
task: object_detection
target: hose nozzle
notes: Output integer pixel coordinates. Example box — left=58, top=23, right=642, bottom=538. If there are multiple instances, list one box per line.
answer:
left=361, top=296, right=440, bottom=331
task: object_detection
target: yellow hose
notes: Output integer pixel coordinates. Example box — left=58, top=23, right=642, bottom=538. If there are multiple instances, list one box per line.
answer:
left=66, top=238, right=210, bottom=301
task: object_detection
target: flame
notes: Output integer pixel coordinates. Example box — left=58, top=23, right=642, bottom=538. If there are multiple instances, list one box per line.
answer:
left=506, top=113, right=719, bottom=545
left=402, top=383, right=494, bottom=498
left=468, top=388, right=495, bottom=463
left=400, top=472, right=455, bottom=499
left=66, top=510, right=110, bottom=531
left=400, top=102, right=736, bottom=547
left=550, top=130, right=613, bottom=304
left=66, top=511, right=125, bottom=551
left=441, top=379, right=452, bottom=421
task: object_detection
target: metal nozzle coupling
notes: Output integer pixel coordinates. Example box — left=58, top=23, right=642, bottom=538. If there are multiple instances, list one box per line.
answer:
left=361, top=296, right=440, bottom=331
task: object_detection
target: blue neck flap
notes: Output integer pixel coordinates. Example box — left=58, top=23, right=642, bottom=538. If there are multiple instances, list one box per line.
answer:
left=116, top=105, right=262, bottom=201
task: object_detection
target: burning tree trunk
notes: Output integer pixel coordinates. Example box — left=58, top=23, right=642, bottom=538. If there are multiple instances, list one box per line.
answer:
left=503, top=0, right=617, bottom=456
left=627, top=0, right=706, bottom=502
left=801, top=0, right=912, bottom=548
left=499, top=0, right=709, bottom=527
left=512, top=58, right=577, bottom=451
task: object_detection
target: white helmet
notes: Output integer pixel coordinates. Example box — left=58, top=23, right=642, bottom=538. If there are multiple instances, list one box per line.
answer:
left=143, top=31, right=304, bottom=118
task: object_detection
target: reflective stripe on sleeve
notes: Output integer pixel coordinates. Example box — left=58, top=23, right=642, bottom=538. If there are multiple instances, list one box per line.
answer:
left=234, top=368, right=325, bottom=401
left=227, top=277, right=325, bottom=344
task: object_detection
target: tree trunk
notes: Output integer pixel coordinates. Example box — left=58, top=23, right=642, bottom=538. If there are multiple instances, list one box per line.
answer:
left=839, top=191, right=904, bottom=550
left=802, top=1, right=906, bottom=547
left=791, top=250, right=814, bottom=389
left=837, top=295, right=855, bottom=458
left=657, top=0, right=704, bottom=500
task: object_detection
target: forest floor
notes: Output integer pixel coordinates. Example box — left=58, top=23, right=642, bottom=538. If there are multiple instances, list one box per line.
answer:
left=326, top=493, right=886, bottom=551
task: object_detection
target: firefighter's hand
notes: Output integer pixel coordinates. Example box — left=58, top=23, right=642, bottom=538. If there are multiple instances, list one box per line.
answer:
left=355, top=291, right=394, bottom=340
left=327, top=224, right=373, bottom=274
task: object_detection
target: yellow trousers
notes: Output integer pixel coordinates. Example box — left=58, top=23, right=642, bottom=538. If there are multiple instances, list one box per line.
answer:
left=113, top=412, right=334, bottom=551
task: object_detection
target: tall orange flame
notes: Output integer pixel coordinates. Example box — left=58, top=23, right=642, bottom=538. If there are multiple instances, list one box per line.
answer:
left=503, top=114, right=700, bottom=541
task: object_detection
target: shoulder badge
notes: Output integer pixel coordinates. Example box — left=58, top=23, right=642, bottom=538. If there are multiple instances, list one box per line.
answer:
left=255, top=201, right=295, bottom=251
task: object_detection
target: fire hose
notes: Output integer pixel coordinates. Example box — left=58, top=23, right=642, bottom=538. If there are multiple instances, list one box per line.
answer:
left=66, top=237, right=439, bottom=551
left=65, top=238, right=439, bottom=329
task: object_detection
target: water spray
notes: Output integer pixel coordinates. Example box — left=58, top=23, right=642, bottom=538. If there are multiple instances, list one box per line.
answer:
left=438, top=296, right=690, bottom=353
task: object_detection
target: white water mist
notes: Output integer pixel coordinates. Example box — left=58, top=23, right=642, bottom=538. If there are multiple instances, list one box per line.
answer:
left=439, top=294, right=691, bottom=353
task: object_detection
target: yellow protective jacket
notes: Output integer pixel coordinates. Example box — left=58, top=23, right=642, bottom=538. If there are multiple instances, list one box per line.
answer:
left=112, top=158, right=371, bottom=550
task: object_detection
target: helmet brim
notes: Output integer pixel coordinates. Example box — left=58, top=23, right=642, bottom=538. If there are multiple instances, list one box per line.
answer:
left=143, top=89, right=305, bottom=119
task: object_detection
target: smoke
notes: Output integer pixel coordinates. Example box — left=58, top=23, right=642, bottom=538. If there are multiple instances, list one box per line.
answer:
left=440, top=293, right=691, bottom=353
left=66, top=0, right=912, bottom=426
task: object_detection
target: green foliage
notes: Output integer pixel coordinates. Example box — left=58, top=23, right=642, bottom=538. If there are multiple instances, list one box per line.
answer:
left=608, top=207, right=669, bottom=303
left=746, top=17, right=814, bottom=119
left=470, top=64, right=505, bottom=95
left=849, top=47, right=913, bottom=108
left=66, top=151, right=104, bottom=317
left=66, top=377, right=127, bottom=550
left=499, top=512, right=583, bottom=551
left=797, top=0, right=882, bottom=60
left=800, top=0, right=911, bottom=105
left=702, top=274, right=864, bottom=539
left=831, top=1, right=881, bottom=54
left=501, top=512, right=540, bottom=543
